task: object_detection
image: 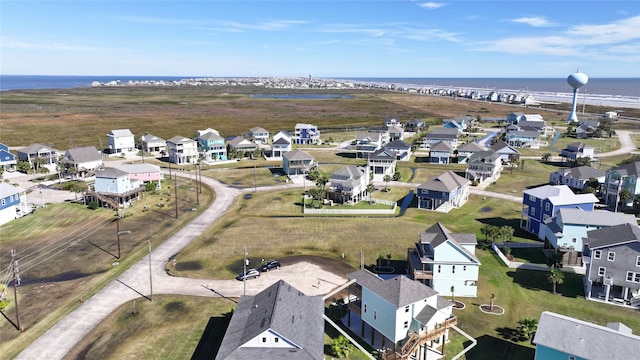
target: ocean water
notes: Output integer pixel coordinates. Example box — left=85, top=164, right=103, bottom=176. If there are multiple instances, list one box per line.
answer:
left=1, top=75, right=638, bottom=109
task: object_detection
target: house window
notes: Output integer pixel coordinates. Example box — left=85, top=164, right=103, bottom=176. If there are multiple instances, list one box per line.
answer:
left=572, top=238, right=577, bottom=243
left=607, top=252, right=615, bottom=261
left=437, top=265, right=441, bottom=273
left=530, top=207, right=535, bottom=216
left=529, top=195, right=536, bottom=202
left=569, top=357, right=576, bottom=360
left=1, top=199, right=4, bottom=206
left=405, top=306, right=410, bottom=313
left=545, top=203, right=550, bottom=211
left=594, top=250, right=602, bottom=259
left=636, top=256, right=640, bottom=267
left=274, top=337, right=279, bottom=343
left=626, top=272, right=639, bottom=283
left=598, top=267, right=606, bottom=276
left=463, top=265, right=467, bottom=271
left=404, top=321, right=409, bottom=328
left=262, top=337, right=267, bottom=343
left=364, top=304, right=367, bottom=313
left=373, top=311, right=377, bottom=320
left=452, top=266, right=456, bottom=274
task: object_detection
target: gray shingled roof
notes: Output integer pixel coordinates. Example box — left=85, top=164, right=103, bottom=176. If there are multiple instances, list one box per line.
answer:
left=348, top=269, right=438, bottom=308
left=141, top=134, right=165, bottom=142
left=283, top=149, right=314, bottom=161
left=533, top=311, right=640, bottom=359
left=556, top=166, right=606, bottom=180
left=65, top=146, right=102, bottom=164
left=108, top=129, right=133, bottom=137
left=215, top=280, right=324, bottom=360
left=584, top=223, right=640, bottom=249
left=610, top=161, right=640, bottom=177
left=167, top=135, right=194, bottom=144
left=369, top=148, right=396, bottom=160
left=249, top=126, right=269, bottom=134
left=417, top=223, right=480, bottom=264
left=430, top=141, right=454, bottom=151
left=468, top=150, right=501, bottom=163
left=96, top=167, right=129, bottom=178
left=425, top=128, right=459, bottom=139
left=18, top=143, right=58, bottom=154
left=272, top=137, right=291, bottom=145
left=458, top=142, right=487, bottom=152
left=384, top=140, right=411, bottom=150
left=115, top=163, right=161, bottom=174
left=199, top=132, right=224, bottom=141
left=228, top=136, right=256, bottom=148
left=417, top=171, right=469, bottom=193
left=557, top=208, right=636, bottom=227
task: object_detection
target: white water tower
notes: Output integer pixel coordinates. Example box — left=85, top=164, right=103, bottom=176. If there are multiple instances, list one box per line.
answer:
left=566, top=69, right=588, bottom=123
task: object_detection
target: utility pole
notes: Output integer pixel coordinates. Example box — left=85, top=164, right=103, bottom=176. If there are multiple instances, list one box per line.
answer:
left=243, top=246, right=248, bottom=296
left=116, top=211, right=121, bottom=259
left=147, top=239, right=153, bottom=301
left=196, top=163, right=200, bottom=206
left=254, top=163, right=257, bottom=193
left=11, top=250, right=22, bottom=332
left=174, top=173, right=179, bottom=219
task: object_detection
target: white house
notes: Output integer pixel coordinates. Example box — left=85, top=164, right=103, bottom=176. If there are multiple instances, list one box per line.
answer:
left=268, top=131, right=292, bottom=160
left=346, top=269, right=457, bottom=358
left=166, top=136, right=198, bottom=164
left=107, top=129, right=136, bottom=155
left=293, top=123, right=320, bottom=145
left=282, top=149, right=315, bottom=177
left=368, top=148, right=397, bottom=181
left=249, top=126, right=270, bottom=144
left=407, top=223, right=480, bottom=297
left=62, top=146, right=103, bottom=178
left=327, top=165, right=369, bottom=204
left=140, top=134, right=166, bottom=153
left=88, top=167, right=143, bottom=208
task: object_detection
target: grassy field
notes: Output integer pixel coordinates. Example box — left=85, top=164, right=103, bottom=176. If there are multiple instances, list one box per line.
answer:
left=0, top=178, right=213, bottom=359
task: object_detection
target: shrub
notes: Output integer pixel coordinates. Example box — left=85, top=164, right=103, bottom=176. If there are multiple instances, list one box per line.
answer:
left=87, top=201, right=99, bottom=210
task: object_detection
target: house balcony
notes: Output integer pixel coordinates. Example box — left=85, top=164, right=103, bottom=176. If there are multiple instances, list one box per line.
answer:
left=407, top=249, right=433, bottom=281
left=381, top=316, right=458, bottom=360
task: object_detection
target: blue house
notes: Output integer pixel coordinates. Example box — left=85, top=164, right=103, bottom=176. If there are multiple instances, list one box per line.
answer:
left=520, top=185, right=598, bottom=240
left=293, top=123, right=320, bottom=145
left=544, top=208, right=636, bottom=266
left=533, top=311, right=640, bottom=360
left=417, top=171, right=470, bottom=212
left=198, top=130, right=227, bottom=161
left=0, top=183, right=28, bottom=226
left=407, top=223, right=480, bottom=297
left=0, top=143, right=17, bottom=172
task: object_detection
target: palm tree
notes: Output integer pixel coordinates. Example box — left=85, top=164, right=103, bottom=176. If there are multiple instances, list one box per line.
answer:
left=541, top=153, right=551, bottom=162
left=489, top=293, right=496, bottom=311
left=382, top=174, right=392, bottom=192
left=450, top=286, right=455, bottom=303
left=366, top=183, right=375, bottom=203
left=547, top=267, right=564, bottom=295
left=517, top=317, right=538, bottom=341
left=315, top=175, right=328, bottom=191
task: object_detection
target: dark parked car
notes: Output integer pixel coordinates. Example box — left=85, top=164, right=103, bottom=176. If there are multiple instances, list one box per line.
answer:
left=236, top=268, right=260, bottom=281
left=257, top=260, right=281, bottom=272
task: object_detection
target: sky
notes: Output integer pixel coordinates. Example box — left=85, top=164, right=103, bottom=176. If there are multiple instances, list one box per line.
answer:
left=1, top=1, right=639, bottom=78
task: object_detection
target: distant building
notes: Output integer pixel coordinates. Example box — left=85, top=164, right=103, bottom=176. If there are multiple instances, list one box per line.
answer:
left=62, top=146, right=103, bottom=178
left=140, top=134, right=166, bottom=153
left=405, top=119, right=426, bottom=133
left=107, top=129, right=135, bottom=154
left=549, top=166, right=605, bottom=191
left=293, top=123, right=320, bottom=145
left=560, top=142, right=595, bottom=161
left=249, top=126, right=270, bottom=144
left=416, top=171, right=470, bottom=212
left=282, top=149, right=315, bottom=177
left=166, top=136, right=198, bottom=164
left=603, top=161, right=640, bottom=206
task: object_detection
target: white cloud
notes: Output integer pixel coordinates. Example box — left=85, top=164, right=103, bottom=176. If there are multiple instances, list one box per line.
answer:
left=1, top=37, right=102, bottom=52
left=476, top=15, right=640, bottom=57
left=512, top=16, right=553, bottom=27
left=418, top=2, right=445, bottom=10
